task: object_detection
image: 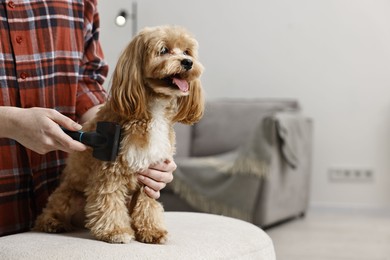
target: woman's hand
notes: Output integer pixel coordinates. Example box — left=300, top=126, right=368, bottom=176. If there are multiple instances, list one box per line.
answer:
left=1, top=107, right=87, bottom=154
left=138, top=159, right=176, bottom=199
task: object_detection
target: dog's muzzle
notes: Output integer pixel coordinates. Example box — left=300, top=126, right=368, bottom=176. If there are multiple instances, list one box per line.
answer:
left=181, top=58, right=193, bottom=71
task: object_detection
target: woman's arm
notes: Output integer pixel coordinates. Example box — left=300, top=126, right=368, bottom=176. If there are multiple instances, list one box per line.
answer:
left=0, top=106, right=86, bottom=154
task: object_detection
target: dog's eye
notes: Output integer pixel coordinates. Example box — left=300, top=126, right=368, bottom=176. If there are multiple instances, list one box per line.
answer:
left=160, top=47, right=169, bottom=55
left=183, top=50, right=190, bottom=56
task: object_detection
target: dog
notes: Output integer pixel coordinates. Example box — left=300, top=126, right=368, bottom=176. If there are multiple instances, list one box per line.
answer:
left=34, top=25, right=204, bottom=244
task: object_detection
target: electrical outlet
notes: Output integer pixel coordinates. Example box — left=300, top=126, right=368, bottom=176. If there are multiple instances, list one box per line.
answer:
left=328, top=167, right=374, bottom=182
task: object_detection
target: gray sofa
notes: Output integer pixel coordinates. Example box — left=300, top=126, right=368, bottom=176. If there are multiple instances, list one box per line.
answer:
left=159, top=99, right=313, bottom=227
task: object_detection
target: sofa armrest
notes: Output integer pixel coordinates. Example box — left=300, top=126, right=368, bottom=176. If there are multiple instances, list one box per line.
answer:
left=253, top=112, right=313, bottom=226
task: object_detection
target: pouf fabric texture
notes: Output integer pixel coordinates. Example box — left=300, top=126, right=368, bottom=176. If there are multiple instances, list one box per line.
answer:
left=0, top=212, right=275, bottom=260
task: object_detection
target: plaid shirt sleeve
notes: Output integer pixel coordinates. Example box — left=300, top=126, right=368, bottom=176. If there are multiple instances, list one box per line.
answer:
left=0, top=0, right=108, bottom=236
left=76, top=0, right=108, bottom=118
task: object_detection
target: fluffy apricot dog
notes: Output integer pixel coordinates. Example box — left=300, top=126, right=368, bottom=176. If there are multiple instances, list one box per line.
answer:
left=34, top=25, right=204, bottom=244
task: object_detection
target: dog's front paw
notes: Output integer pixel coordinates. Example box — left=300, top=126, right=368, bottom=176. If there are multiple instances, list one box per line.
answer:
left=135, top=227, right=168, bottom=244
left=34, top=214, right=70, bottom=233
left=94, top=228, right=134, bottom=244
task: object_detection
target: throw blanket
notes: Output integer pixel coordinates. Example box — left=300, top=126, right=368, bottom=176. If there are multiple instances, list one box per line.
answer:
left=169, top=118, right=275, bottom=222
left=274, top=112, right=311, bottom=169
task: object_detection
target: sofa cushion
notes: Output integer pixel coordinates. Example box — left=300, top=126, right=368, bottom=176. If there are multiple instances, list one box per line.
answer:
left=173, top=123, right=192, bottom=158
left=191, top=99, right=299, bottom=156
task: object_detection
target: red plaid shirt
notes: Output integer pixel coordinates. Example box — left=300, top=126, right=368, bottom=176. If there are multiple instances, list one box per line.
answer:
left=0, top=0, right=108, bottom=236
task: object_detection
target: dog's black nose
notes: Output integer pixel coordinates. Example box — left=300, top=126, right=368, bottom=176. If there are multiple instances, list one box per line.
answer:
left=181, top=59, right=193, bottom=70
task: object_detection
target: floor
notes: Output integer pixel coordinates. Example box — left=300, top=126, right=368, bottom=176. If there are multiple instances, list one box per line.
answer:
left=265, top=208, right=390, bottom=260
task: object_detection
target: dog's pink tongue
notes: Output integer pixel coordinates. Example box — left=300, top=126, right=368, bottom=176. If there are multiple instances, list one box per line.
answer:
left=173, top=78, right=189, bottom=92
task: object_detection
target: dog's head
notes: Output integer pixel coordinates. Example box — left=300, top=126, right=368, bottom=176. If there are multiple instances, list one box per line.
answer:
left=109, top=25, right=204, bottom=124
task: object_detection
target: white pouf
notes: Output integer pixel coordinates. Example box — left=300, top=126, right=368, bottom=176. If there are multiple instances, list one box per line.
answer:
left=0, top=212, right=275, bottom=260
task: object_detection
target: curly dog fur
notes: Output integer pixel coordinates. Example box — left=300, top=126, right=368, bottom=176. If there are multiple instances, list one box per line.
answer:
left=34, top=25, right=204, bottom=244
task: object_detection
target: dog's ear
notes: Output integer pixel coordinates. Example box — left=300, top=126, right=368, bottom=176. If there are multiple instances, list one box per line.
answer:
left=108, top=32, right=148, bottom=119
left=173, top=79, right=204, bottom=124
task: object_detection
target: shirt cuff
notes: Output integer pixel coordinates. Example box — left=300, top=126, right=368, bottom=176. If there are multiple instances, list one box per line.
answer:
left=76, top=84, right=107, bottom=119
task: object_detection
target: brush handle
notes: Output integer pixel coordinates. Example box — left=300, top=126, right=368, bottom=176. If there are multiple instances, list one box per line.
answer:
left=61, top=128, right=106, bottom=147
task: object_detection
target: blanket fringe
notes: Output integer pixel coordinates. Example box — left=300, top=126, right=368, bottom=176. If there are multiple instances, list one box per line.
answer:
left=184, top=156, right=269, bottom=178
left=169, top=177, right=253, bottom=223
left=227, top=157, right=269, bottom=178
